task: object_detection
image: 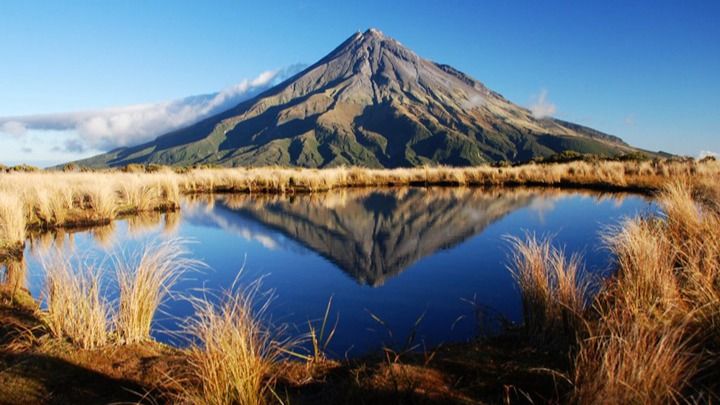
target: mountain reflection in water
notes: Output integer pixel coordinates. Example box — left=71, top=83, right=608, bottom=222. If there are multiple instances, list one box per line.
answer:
left=3, top=187, right=652, bottom=356
left=185, top=188, right=544, bottom=286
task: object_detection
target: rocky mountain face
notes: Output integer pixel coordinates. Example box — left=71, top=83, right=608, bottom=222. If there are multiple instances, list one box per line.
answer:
left=76, top=29, right=638, bottom=168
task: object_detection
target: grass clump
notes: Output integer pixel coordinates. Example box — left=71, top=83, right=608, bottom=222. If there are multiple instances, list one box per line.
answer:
left=39, top=237, right=197, bottom=350
left=178, top=278, right=288, bottom=405
left=571, top=180, right=720, bottom=403
left=506, top=180, right=720, bottom=401
left=573, top=314, right=697, bottom=404
left=0, top=194, right=26, bottom=249
left=42, top=254, right=110, bottom=349
left=506, top=234, right=589, bottom=343
left=115, top=238, right=200, bottom=344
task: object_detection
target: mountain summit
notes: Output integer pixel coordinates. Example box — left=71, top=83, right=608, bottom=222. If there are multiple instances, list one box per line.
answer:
left=77, top=29, right=640, bottom=168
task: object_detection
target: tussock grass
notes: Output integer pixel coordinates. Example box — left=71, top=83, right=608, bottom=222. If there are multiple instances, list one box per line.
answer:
left=506, top=179, right=720, bottom=402
left=1, top=160, right=718, bottom=256
left=573, top=312, right=698, bottom=404
left=178, top=159, right=720, bottom=193
left=0, top=172, right=184, bottom=235
left=506, top=234, right=589, bottom=343
left=571, top=180, right=719, bottom=402
left=39, top=237, right=198, bottom=350
left=178, top=278, right=288, bottom=405
left=115, top=239, right=200, bottom=344
left=41, top=254, right=110, bottom=349
left=81, top=182, right=118, bottom=222
left=0, top=194, right=26, bottom=249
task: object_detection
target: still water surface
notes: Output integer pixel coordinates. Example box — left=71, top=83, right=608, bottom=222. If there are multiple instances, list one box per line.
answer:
left=3, top=187, right=655, bottom=357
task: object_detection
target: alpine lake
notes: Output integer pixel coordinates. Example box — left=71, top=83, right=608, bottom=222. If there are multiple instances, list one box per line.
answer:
left=1, top=186, right=656, bottom=358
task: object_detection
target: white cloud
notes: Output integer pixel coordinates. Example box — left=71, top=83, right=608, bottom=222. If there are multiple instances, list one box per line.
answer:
left=529, top=89, right=556, bottom=119
left=0, top=64, right=305, bottom=151
left=699, top=150, right=718, bottom=159
left=0, top=121, right=28, bottom=137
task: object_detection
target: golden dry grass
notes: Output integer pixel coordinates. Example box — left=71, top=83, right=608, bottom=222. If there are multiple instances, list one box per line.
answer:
left=115, top=239, right=200, bottom=344
left=505, top=178, right=720, bottom=402
left=573, top=320, right=697, bottom=404
left=572, top=180, right=720, bottom=403
left=0, top=160, right=718, bottom=253
left=41, top=253, right=110, bottom=349
left=506, top=234, right=589, bottom=342
left=3, top=159, right=720, bottom=402
left=0, top=171, right=182, bottom=233
left=0, top=193, right=26, bottom=249
left=178, top=278, right=289, bottom=405
left=0, top=256, right=27, bottom=301
left=39, top=237, right=198, bottom=350
left=177, top=159, right=720, bottom=193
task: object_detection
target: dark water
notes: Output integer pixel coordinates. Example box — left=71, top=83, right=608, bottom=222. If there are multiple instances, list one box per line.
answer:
left=2, top=187, right=655, bottom=358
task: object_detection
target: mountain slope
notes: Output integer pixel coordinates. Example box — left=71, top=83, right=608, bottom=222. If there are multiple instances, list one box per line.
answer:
left=76, top=29, right=639, bottom=168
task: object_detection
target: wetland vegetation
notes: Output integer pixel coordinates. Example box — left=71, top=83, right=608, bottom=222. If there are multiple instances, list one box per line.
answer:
left=0, top=159, right=719, bottom=404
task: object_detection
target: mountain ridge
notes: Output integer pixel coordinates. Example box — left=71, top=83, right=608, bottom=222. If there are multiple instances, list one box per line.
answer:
left=74, top=28, right=642, bottom=168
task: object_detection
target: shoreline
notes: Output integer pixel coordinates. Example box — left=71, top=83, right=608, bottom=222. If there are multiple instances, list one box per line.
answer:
left=7, top=159, right=708, bottom=261
left=0, top=181, right=652, bottom=263
left=0, top=286, right=564, bottom=404
left=1, top=161, right=719, bottom=403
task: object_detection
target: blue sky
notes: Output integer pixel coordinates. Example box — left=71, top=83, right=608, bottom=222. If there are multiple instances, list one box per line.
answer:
left=1, top=1, right=718, bottom=166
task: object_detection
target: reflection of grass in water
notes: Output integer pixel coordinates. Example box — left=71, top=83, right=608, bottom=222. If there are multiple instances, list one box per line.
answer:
left=91, top=222, right=116, bottom=249
left=1, top=256, right=28, bottom=299
left=164, top=211, right=181, bottom=235
left=127, top=211, right=163, bottom=236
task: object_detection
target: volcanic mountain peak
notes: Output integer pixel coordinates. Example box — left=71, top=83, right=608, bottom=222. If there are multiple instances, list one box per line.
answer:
left=308, top=28, right=489, bottom=111
left=75, top=29, right=643, bottom=169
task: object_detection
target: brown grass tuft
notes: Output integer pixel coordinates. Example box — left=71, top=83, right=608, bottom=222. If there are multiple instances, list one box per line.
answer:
left=506, top=234, right=589, bottom=342
left=41, top=253, right=110, bottom=349
left=177, top=277, right=289, bottom=405
left=573, top=320, right=697, bottom=404
left=571, top=179, right=720, bottom=402
left=0, top=194, right=26, bottom=249
left=115, top=238, right=201, bottom=344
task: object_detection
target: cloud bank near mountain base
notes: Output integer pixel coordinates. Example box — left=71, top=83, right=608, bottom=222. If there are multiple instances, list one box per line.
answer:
left=0, top=65, right=305, bottom=152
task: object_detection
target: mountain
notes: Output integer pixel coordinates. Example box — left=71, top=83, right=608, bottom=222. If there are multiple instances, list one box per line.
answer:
left=75, top=29, right=640, bottom=168
left=185, top=187, right=537, bottom=286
